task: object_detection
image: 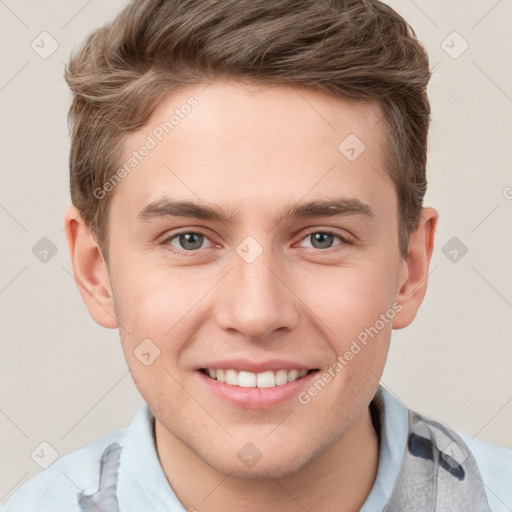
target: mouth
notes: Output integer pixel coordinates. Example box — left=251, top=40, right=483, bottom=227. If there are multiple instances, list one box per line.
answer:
left=198, top=367, right=318, bottom=388
left=195, top=358, right=321, bottom=409
left=196, top=367, right=320, bottom=409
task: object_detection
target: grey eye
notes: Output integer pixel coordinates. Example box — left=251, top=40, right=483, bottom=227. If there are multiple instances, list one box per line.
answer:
left=308, top=232, right=336, bottom=249
left=177, top=232, right=204, bottom=250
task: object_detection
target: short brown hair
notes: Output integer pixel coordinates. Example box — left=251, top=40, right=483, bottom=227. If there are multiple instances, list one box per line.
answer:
left=64, top=0, right=431, bottom=261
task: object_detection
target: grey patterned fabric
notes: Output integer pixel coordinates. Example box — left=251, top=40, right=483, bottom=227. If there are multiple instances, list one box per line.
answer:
left=78, top=442, right=122, bottom=512
left=384, top=410, right=491, bottom=511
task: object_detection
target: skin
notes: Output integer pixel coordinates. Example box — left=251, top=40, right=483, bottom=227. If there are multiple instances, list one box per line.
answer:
left=64, top=80, right=437, bottom=511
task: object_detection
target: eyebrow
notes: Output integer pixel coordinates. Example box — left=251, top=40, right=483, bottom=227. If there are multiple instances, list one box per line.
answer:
left=136, top=197, right=376, bottom=225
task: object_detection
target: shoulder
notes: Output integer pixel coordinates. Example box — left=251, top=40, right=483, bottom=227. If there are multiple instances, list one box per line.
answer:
left=454, top=429, right=512, bottom=511
left=1, top=428, right=128, bottom=512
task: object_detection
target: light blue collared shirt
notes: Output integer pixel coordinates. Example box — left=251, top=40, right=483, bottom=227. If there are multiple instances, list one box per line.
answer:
left=2, top=385, right=511, bottom=511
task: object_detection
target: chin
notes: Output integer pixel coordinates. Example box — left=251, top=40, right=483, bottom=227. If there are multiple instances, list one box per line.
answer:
left=203, top=445, right=316, bottom=481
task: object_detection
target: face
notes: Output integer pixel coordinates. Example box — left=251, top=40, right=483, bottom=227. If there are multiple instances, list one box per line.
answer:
left=73, top=80, right=431, bottom=479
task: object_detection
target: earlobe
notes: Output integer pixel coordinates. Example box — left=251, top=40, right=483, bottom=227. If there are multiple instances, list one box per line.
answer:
left=63, top=206, right=118, bottom=329
left=392, top=207, right=438, bottom=330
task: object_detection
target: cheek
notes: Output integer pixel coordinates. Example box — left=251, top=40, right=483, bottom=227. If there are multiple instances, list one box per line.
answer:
left=294, top=263, right=397, bottom=390
left=302, top=262, right=399, bottom=339
left=113, top=262, right=207, bottom=335
left=113, top=267, right=198, bottom=412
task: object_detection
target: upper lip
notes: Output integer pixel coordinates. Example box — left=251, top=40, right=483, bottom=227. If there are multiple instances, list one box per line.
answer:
left=197, top=358, right=318, bottom=373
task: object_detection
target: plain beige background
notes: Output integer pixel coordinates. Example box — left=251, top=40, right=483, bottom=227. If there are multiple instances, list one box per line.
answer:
left=1, top=0, right=511, bottom=505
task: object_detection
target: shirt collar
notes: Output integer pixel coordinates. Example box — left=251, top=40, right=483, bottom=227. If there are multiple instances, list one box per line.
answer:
left=360, top=385, right=409, bottom=511
left=117, top=402, right=186, bottom=512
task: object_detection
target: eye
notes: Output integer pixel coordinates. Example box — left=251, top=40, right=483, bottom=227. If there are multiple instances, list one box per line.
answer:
left=161, top=228, right=350, bottom=257
left=162, top=231, right=213, bottom=253
left=297, top=230, right=348, bottom=250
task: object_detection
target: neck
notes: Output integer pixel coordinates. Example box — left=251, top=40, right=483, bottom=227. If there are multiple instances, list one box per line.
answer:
left=155, top=406, right=380, bottom=512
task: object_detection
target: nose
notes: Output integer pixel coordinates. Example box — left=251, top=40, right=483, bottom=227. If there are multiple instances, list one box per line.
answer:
left=214, top=243, right=300, bottom=341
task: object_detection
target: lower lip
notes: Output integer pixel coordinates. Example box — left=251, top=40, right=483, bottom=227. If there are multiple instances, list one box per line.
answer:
left=196, top=370, right=319, bottom=409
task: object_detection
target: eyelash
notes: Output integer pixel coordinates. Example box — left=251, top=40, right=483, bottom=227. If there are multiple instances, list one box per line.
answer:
left=160, top=229, right=351, bottom=257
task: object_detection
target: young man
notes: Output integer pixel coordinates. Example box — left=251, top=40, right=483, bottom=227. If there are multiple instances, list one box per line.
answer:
left=3, top=0, right=511, bottom=510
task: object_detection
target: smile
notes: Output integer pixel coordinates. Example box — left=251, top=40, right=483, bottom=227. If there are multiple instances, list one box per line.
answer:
left=200, top=368, right=314, bottom=388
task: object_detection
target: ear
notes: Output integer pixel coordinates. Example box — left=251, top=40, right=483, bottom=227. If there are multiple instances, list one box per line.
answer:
left=63, top=205, right=118, bottom=329
left=392, top=207, right=438, bottom=330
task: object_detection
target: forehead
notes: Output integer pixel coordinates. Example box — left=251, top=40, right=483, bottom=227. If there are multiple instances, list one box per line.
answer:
left=111, top=80, right=394, bottom=223
left=140, top=80, right=385, bottom=157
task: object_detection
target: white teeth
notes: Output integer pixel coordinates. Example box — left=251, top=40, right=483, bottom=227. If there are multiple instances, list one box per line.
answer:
left=203, top=368, right=311, bottom=388
left=238, top=371, right=257, bottom=387
left=225, top=369, right=238, bottom=386
left=275, top=369, right=288, bottom=385
left=256, top=371, right=275, bottom=388
left=287, top=369, right=299, bottom=381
